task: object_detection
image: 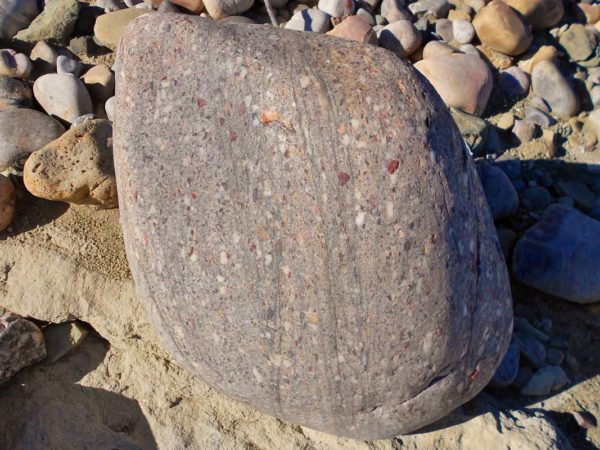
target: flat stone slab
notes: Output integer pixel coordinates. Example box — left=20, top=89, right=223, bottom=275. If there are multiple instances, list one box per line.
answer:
left=114, top=14, right=512, bottom=440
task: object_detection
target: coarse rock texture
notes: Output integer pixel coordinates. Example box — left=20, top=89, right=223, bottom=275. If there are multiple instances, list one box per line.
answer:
left=472, top=0, right=533, bottom=56
left=114, top=15, right=512, bottom=440
left=0, top=312, right=46, bottom=385
left=94, top=8, right=154, bottom=50
left=33, top=73, right=93, bottom=123
left=0, top=75, right=32, bottom=111
left=0, top=108, right=65, bottom=170
left=512, top=204, right=600, bottom=304
left=14, top=0, right=80, bottom=44
left=0, top=0, right=39, bottom=38
left=24, top=120, right=117, bottom=207
left=414, top=52, right=493, bottom=116
left=0, top=174, right=15, bottom=231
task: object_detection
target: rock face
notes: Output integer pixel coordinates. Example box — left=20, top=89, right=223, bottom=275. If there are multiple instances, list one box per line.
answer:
left=414, top=53, right=492, bottom=116
left=0, top=312, right=46, bottom=385
left=24, top=120, right=118, bottom=207
left=114, top=15, right=512, bottom=440
left=0, top=108, right=65, bottom=170
left=512, top=205, right=600, bottom=304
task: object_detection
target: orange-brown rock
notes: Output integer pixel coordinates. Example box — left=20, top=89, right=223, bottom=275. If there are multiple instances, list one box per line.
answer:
left=473, top=0, right=532, bottom=56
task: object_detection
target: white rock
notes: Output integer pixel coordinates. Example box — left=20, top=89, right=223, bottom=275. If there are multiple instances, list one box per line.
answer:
left=33, top=73, right=93, bottom=123
left=317, top=0, right=354, bottom=17
left=285, top=8, right=330, bottom=33
left=452, top=19, right=475, bottom=44
left=56, top=55, right=82, bottom=76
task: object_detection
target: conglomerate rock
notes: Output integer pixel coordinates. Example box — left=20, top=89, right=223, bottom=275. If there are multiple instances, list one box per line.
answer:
left=114, top=15, right=512, bottom=440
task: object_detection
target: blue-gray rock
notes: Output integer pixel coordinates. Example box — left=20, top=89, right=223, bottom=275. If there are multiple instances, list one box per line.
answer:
left=514, top=316, right=549, bottom=342
left=520, top=186, right=551, bottom=211
left=546, top=348, right=564, bottom=365
left=114, top=14, right=513, bottom=440
left=489, top=336, right=519, bottom=387
left=477, top=163, right=520, bottom=221
left=515, top=331, right=546, bottom=368
left=511, top=365, right=533, bottom=389
left=496, top=227, right=516, bottom=261
left=495, top=157, right=521, bottom=180
left=521, top=365, right=569, bottom=396
left=555, top=181, right=595, bottom=209
left=513, top=204, right=600, bottom=303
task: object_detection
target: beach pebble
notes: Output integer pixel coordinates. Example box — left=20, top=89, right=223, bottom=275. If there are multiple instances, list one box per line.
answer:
left=476, top=163, right=519, bottom=221
left=0, top=0, right=39, bottom=38
left=0, top=108, right=65, bottom=170
left=578, top=3, right=600, bottom=25
left=489, top=337, right=520, bottom=387
left=515, top=331, right=546, bottom=368
left=524, top=105, right=555, bottom=128
left=473, top=0, right=532, bottom=56
left=81, top=65, right=115, bottom=102
left=43, top=322, right=89, bottom=363
left=0, top=50, right=32, bottom=79
left=518, top=45, right=558, bottom=74
left=0, top=75, right=32, bottom=111
left=30, top=40, right=58, bottom=73
left=450, top=107, right=488, bottom=155
left=94, top=9, right=154, bottom=50
left=554, top=181, right=595, bottom=209
left=318, top=0, right=354, bottom=17
left=0, top=175, right=15, bottom=231
left=452, top=19, right=474, bottom=44
left=513, top=119, right=538, bottom=144
left=33, top=73, right=93, bottom=123
left=520, top=186, right=551, bottom=211
left=435, top=18, right=454, bottom=42
left=378, top=20, right=421, bottom=57
left=513, top=204, right=600, bottom=303
left=532, top=60, right=579, bottom=119
left=422, top=40, right=453, bottom=59
left=408, top=0, right=450, bottom=18
left=414, top=53, right=492, bottom=116
left=499, top=66, right=530, bottom=98
left=23, top=119, right=118, bottom=207
left=14, top=0, right=80, bottom=44
left=105, top=96, right=115, bottom=121
left=504, top=0, right=563, bottom=30
left=170, top=0, right=204, bottom=12
left=521, top=365, right=569, bottom=396
left=56, top=55, right=81, bottom=76
left=546, top=349, right=564, bottom=366
left=285, top=8, right=329, bottom=33
left=327, top=15, right=377, bottom=44
left=157, top=0, right=180, bottom=12
left=559, top=23, right=599, bottom=66
left=379, top=0, right=411, bottom=22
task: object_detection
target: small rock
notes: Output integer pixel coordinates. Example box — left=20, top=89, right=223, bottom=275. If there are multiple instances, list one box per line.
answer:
left=524, top=106, right=554, bottom=128
left=170, top=0, right=204, bottom=12
left=503, top=0, right=563, bottom=30
left=422, top=40, right=454, bottom=59
left=414, top=53, right=492, bottom=116
left=94, top=9, right=154, bottom=50
left=450, top=107, right=488, bottom=155
left=521, top=365, right=569, bottom=396
left=559, top=24, right=599, bottom=65
left=583, top=109, right=600, bottom=146
left=555, top=181, right=595, bottom=209
left=435, top=18, right=454, bottom=42
left=496, top=227, right=516, bottom=260
left=520, top=186, right=551, bottom=211
left=105, top=96, right=115, bottom=121
left=499, top=66, right=530, bottom=98
left=30, top=40, right=58, bottom=73
left=0, top=75, right=32, bottom=111
left=408, top=0, right=450, bottom=19
left=81, top=64, right=115, bottom=102
left=33, top=73, right=93, bottom=123
left=0, top=49, right=32, bottom=79
left=378, top=20, right=421, bottom=57
left=69, top=36, right=97, bottom=57
left=515, top=331, right=546, bottom=368
left=326, top=15, right=377, bottom=44
left=511, top=365, right=533, bottom=389
left=452, top=19, right=474, bottom=45
left=285, top=8, right=329, bottom=33
left=512, top=119, right=538, bottom=144
left=495, top=155, right=521, bottom=179
left=43, top=322, right=89, bottom=363
left=532, top=60, right=579, bottom=119
left=14, top=0, right=80, bottom=44
left=477, top=44, right=514, bottom=70
left=24, top=120, right=117, bottom=207
left=496, top=112, right=515, bottom=131
left=514, top=316, right=550, bottom=342
left=56, top=54, right=81, bottom=76
left=318, top=0, right=353, bottom=17
left=0, top=108, right=65, bottom=170
left=0, top=175, right=15, bottom=231
left=530, top=96, right=550, bottom=112
left=565, top=354, right=579, bottom=371
left=0, top=312, right=46, bottom=385
left=518, top=45, right=558, bottom=74
left=546, top=348, right=564, bottom=366
left=356, top=8, right=375, bottom=25
left=477, top=163, right=520, bottom=221
left=379, top=0, right=411, bottom=22
left=512, top=204, right=600, bottom=303
left=157, top=0, right=181, bottom=12
left=0, top=0, right=39, bottom=38
left=473, top=0, right=532, bottom=56
left=489, top=337, right=520, bottom=387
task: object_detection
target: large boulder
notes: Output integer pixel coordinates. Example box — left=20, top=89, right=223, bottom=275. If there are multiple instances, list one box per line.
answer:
left=114, top=15, right=513, bottom=440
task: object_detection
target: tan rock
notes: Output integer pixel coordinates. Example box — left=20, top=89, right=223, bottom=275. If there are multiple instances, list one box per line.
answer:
left=518, top=45, right=558, bottom=74
left=378, top=19, right=422, bottom=57
left=473, top=0, right=532, bottom=56
left=0, top=175, right=15, bottom=231
left=24, top=120, right=118, bottom=207
left=422, top=40, right=455, bottom=59
left=504, top=0, right=563, bottom=30
left=170, top=0, right=204, bottom=12
left=326, top=15, right=377, bottom=44
left=81, top=64, right=114, bottom=102
left=477, top=44, right=514, bottom=70
left=94, top=9, right=153, bottom=51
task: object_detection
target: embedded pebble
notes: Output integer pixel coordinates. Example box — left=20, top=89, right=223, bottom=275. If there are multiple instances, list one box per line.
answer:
left=33, top=73, right=93, bottom=123
left=378, top=20, right=422, bottom=58
left=546, top=349, right=564, bottom=366
left=408, top=0, right=450, bottom=19
left=520, top=186, right=551, bottom=211
left=422, top=40, right=454, bottom=59
left=170, top=0, right=204, bottom=13
left=435, top=18, right=454, bottom=42
left=489, top=337, right=520, bottom=387
left=524, top=106, right=555, bottom=128
left=30, top=40, right=58, bottom=73
left=0, top=49, right=32, bottom=79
